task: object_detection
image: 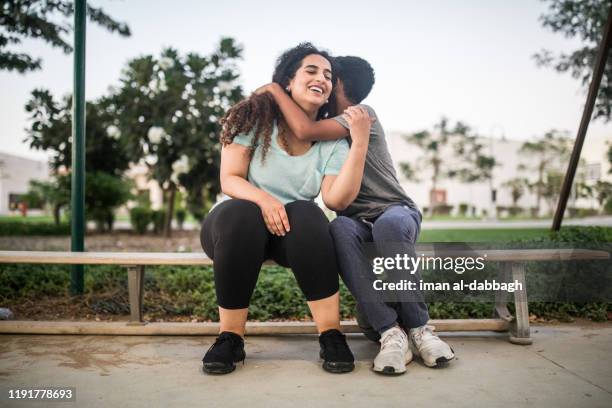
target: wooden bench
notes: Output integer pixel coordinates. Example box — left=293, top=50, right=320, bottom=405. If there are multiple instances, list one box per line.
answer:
left=0, top=249, right=608, bottom=345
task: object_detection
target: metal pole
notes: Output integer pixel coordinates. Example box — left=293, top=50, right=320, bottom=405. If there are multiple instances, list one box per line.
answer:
left=552, top=3, right=612, bottom=231
left=70, top=0, right=86, bottom=295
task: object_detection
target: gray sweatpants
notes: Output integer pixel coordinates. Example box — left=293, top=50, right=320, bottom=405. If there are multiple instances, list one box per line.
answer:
left=330, top=204, right=430, bottom=334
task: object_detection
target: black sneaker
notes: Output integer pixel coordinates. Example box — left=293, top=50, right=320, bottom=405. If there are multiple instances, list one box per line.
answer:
left=202, top=331, right=246, bottom=374
left=319, top=329, right=355, bottom=373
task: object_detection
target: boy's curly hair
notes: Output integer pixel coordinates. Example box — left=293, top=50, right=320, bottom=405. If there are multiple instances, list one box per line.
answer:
left=219, top=43, right=337, bottom=162
left=334, top=56, right=375, bottom=104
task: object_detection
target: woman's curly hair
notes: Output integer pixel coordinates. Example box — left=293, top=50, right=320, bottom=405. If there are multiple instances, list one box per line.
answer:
left=219, top=43, right=337, bottom=162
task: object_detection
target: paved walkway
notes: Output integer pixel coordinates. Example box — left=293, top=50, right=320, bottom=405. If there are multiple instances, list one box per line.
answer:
left=1, top=324, right=611, bottom=407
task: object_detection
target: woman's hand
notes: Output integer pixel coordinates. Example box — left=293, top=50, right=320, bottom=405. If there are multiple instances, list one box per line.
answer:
left=257, top=193, right=290, bottom=236
left=343, top=106, right=372, bottom=147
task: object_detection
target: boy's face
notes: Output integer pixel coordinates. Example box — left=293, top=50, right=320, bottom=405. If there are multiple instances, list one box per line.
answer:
left=334, top=79, right=350, bottom=110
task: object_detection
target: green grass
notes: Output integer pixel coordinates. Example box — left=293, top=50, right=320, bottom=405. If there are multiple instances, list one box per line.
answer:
left=418, top=228, right=557, bottom=242
left=423, top=215, right=478, bottom=221
left=0, top=215, right=56, bottom=223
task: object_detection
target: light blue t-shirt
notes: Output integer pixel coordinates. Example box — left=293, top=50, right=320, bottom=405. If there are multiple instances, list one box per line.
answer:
left=232, top=123, right=349, bottom=204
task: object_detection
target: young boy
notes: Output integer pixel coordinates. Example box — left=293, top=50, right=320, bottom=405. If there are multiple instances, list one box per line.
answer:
left=256, top=56, right=454, bottom=375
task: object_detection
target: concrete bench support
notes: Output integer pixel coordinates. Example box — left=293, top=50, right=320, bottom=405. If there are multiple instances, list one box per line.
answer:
left=510, top=262, right=531, bottom=344
left=127, top=265, right=146, bottom=326
left=494, top=262, right=531, bottom=345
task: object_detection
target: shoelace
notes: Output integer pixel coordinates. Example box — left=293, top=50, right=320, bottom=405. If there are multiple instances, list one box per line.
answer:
left=206, top=333, right=241, bottom=354
left=322, top=332, right=348, bottom=352
left=381, top=329, right=406, bottom=349
left=411, top=325, right=437, bottom=346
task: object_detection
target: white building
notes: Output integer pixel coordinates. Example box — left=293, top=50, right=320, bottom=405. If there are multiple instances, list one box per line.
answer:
left=387, top=132, right=611, bottom=216
left=124, top=162, right=165, bottom=211
left=0, top=152, right=50, bottom=214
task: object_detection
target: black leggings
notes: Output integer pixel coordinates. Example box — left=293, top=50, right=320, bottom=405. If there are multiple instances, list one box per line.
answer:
left=200, top=199, right=340, bottom=309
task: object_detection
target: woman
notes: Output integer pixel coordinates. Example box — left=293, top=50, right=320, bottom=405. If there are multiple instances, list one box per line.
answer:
left=200, top=43, right=371, bottom=375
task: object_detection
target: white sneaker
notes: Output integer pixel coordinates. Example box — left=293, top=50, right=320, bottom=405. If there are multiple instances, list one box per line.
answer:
left=409, top=325, right=455, bottom=367
left=373, top=326, right=412, bottom=375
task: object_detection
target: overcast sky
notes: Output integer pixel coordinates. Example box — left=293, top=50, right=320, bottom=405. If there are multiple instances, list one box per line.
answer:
left=1, top=0, right=610, bottom=161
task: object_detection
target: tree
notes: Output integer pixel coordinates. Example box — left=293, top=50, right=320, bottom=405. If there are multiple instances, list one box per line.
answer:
left=25, top=177, right=70, bottom=225
left=450, top=129, right=497, bottom=215
left=534, top=0, right=612, bottom=121
left=24, top=89, right=132, bottom=230
left=401, top=117, right=494, bottom=213
left=1, top=0, right=130, bottom=73
left=608, top=142, right=612, bottom=174
left=518, top=130, right=573, bottom=215
left=85, top=171, right=133, bottom=232
left=542, top=170, right=566, bottom=214
left=108, top=39, right=243, bottom=236
left=25, top=90, right=129, bottom=175
left=593, top=180, right=612, bottom=212
left=502, top=177, right=529, bottom=206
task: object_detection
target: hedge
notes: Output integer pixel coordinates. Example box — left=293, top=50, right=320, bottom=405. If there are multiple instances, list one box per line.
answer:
left=0, top=220, right=70, bottom=236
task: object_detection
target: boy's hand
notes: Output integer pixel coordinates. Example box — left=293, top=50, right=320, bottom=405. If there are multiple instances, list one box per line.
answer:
left=343, top=106, right=372, bottom=147
left=254, top=83, right=281, bottom=96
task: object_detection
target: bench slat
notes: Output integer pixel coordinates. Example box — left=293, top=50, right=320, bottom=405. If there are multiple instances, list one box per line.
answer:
left=0, top=249, right=608, bottom=265
left=0, top=250, right=214, bottom=265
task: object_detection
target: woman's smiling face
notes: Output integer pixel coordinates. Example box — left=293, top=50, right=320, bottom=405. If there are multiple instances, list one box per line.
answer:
left=287, top=54, right=333, bottom=114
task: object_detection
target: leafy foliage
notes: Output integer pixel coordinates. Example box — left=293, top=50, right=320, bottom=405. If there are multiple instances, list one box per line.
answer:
left=107, top=39, right=244, bottom=235
left=25, top=90, right=130, bottom=175
left=502, top=177, right=529, bottom=206
left=24, top=90, right=133, bottom=230
left=175, top=208, right=187, bottom=229
left=129, top=206, right=152, bottom=234
left=401, top=117, right=496, bottom=210
left=0, top=219, right=69, bottom=235
left=534, top=0, right=612, bottom=121
left=24, top=177, right=70, bottom=225
left=0, top=0, right=130, bottom=73
left=518, top=130, right=573, bottom=215
left=85, top=172, right=133, bottom=231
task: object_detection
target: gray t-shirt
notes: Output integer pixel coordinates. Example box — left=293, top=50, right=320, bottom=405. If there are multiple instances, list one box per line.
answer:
left=332, top=104, right=418, bottom=220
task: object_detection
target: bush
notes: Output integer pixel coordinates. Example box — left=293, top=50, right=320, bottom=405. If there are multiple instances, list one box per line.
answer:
left=432, top=204, right=453, bottom=216
left=89, top=208, right=114, bottom=232
left=511, top=226, right=611, bottom=321
left=577, top=208, right=598, bottom=217
left=606, top=198, right=612, bottom=215
left=458, top=203, right=469, bottom=216
left=85, top=172, right=132, bottom=229
left=175, top=208, right=187, bottom=229
left=508, top=206, right=523, bottom=217
left=0, top=220, right=70, bottom=236
left=22, top=190, right=44, bottom=209
left=496, top=205, right=508, bottom=217
left=129, top=207, right=152, bottom=234
left=567, top=207, right=579, bottom=217
left=0, top=264, right=357, bottom=321
left=152, top=209, right=166, bottom=234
